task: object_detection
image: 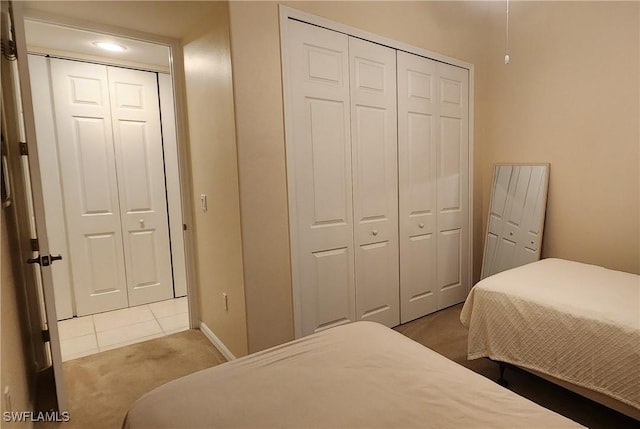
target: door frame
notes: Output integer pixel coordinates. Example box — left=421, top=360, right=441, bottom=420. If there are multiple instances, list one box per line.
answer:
left=16, top=9, right=200, bottom=327
left=279, top=6, right=475, bottom=338
left=9, top=0, right=67, bottom=411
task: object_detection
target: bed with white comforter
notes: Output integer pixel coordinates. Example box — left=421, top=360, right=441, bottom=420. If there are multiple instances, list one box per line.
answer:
left=123, top=320, right=583, bottom=428
left=461, top=258, right=640, bottom=418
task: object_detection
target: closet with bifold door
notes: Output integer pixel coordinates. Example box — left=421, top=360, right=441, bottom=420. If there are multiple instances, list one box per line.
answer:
left=397, top=52, right=470, bottom=324
left=284, top=17, right=470, bottom=337
left=31, top=56, right=174, bottom=317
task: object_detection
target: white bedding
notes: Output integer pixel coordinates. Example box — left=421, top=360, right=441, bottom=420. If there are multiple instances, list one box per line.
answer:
left=123, top=321, right=583, bottom=428
left=461, top=258, right=640, bottom=411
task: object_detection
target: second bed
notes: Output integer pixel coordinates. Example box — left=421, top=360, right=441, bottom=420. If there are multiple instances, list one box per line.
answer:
left=461, top=258, right=640, bottom=420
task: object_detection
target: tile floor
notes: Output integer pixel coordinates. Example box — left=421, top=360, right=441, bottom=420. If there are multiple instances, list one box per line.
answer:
left=57, top=297, right=189, bottom=361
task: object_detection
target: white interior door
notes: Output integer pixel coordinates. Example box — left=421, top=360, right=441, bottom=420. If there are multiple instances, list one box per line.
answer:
left=286, top=20, right=356, bottom=336
left=7, top=0, right=66, bottom=410
left=349, top=37, right=399, bottom=328
left=108, top=66, right=173, bottom=306
left=50, top=58, right=129, bottom=316
left=28, top=54, right=74, bottom=320
left=397, top=52, right=438, bottom=323
left=483, top=164, right=549, bottom=277
left=436, top=62, right=469, bottom=309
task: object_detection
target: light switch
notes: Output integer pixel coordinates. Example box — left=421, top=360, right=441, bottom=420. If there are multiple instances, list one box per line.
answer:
left=200, top=194, right=207, bottom=212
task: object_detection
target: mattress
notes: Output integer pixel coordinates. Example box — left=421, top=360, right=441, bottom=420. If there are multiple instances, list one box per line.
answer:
left=123, top=321, right=583, bottom=429
left=461, top=258, right=640, bottom=412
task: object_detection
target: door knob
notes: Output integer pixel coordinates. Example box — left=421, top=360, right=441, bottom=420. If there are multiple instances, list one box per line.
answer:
left=27, top=254, right=62, bottom=267
left=419, top=223, right=424, bottom=229
left=139, top=219, right=145, bottom=228
left=372, top=230, right=378, bottom=236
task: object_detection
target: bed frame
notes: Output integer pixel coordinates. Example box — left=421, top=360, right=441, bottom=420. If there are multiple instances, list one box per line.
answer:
left=462, top=258, right=640, bottom=422
left=494, top=360, right=639, bottom=420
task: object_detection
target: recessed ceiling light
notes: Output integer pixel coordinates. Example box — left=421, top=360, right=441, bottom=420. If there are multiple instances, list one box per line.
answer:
left=93, top=41, right=127, bottom=52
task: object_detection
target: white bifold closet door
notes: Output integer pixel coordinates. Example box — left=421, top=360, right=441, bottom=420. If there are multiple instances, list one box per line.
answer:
left=50, top=58, right=173, bottom=316
left=349, top=38, right=399, bottom=327
left=107, top=66, right=173, bottom=307
left=287, top=21, right=399, bottom=336
left=397, top=52, right=469, bottom=323
left=287, top=22, right=355, bottom=336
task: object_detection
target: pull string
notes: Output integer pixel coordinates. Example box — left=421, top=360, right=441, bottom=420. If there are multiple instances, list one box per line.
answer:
left=504, top=0, right=510, bottom=64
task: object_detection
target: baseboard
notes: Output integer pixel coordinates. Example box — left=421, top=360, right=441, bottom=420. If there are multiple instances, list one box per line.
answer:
left=199, top=322, right=236, bottom=361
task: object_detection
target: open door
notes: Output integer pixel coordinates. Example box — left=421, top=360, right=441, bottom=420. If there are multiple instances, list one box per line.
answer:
left=1, top=1, right=67, bottom=412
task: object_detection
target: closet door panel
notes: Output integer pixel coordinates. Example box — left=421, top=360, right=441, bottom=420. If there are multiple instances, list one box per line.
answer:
left=306, top=98, right=351, bottom=250
left=306, top=247, right=354, bottom=332
left=437, top=228, right=463, bottom=298
left=50, top=59, right=128, bottom=316
left=287, top=21, right=355, bottom=335
left=353, top=106, right=387, bottom=230
left=349, top=37, right=399, bottom=327
left=398, top=52, right=437, bottom=323
left=438, top=117, right=463, bottom=218
left=356, top=241, right=397, bottom=325
left=83, top=233, right=124, bottom=295
left=108, top=66, right=174, bottom=306
left=436, top=62, right=469, bottom=309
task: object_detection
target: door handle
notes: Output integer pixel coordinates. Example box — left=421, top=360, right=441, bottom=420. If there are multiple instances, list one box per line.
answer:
left=27, top=254, right=63, bottom=267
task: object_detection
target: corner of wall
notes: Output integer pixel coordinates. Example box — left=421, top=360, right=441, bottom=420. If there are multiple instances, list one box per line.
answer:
left=182, top=0, right=249, bottom=358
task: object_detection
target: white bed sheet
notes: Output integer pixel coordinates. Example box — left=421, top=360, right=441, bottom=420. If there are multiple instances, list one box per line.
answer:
left=123, top=321, right=583, bottom=429
left=461, top=258, right=640, bottom=411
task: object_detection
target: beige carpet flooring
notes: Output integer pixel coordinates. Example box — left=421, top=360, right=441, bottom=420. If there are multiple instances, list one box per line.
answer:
left=37, top=329, right=226, bottom=429
left=37, top=305, right=637, bottom=429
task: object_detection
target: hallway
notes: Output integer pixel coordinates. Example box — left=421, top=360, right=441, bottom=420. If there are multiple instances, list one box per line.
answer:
left=58, top=297, right=188, bottom=361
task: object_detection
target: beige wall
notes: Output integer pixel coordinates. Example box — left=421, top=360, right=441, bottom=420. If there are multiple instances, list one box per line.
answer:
left=1, top=206, right=33, bottom=428
left=229, top=0, right=639, bottom=353
left=22, top=1, right=248, bottom=356
left=23, top=1, right=214, bottom=40
left=480, top=1, right=640, bottom=274
left=228, top=1, right=493, bottom=352
left=182, top=2, right=248, bottom=356
left=20, top=0, right=639, bottom=357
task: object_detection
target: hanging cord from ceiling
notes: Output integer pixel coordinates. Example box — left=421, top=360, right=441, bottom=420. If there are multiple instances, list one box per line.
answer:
left=504, top=0, right=511, bottom=64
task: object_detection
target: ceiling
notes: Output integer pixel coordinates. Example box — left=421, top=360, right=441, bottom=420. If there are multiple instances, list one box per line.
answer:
left=24, top=19, right=170, bottom=70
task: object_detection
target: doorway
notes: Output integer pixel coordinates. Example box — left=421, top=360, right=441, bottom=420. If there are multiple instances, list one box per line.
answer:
left=57, top=298, right=189, bottom=361
left=23, top=19, right=190, bottom=358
